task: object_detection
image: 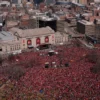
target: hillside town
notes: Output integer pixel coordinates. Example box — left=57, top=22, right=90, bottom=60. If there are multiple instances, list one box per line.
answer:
left=0, top=0, right=100, bottom=100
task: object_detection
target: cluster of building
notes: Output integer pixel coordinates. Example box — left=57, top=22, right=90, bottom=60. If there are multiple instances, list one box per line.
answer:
left=0, top=0, right=100, bottom=54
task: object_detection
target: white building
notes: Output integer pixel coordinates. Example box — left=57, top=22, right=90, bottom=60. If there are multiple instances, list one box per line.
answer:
left=55, top=32, right=68, bottom=45
left=71, top=0, right=78, bottom=3
left=9, top=27, right=55, bottom=49
left=0, top=27, right=69, bottom=54
left=45, top=0, right=56, bottom=5
left=94, top=0, right=100, bottom=3
left=11, top=0, right=22, bottom=4
left=71, top=0, right=87, bottom=4
left=0, top=31, right=21, bottom=54
left=0, top=1, right=10, bottom=7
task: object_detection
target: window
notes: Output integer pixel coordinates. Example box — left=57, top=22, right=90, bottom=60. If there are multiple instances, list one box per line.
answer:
left=56, top=38, right=59, bottom=43
left=0, top=48, right=2, bottom=51
left=15, top=45, right=17, bottom=50
left=27, top=40, right=32, bottom=45
left=17, top=37, right=19, bottom=40
left=18, top=45, right=20, bottom=49
left=45, top=36, right=49, bottom=43
left=10, top=47, right=12, bottom=51
left=52, top=35, right=55, bottom=41
left=1, top=4, right=6, bottom=7
left=36, top=38, right=41, bottom=45
left=5, top=47, right=7, bottom=52
left=17, top=45, right=18, bottom=50
left=17, top=45, right=20, bottom=50
left=12, top=46, right=14, bottom=51
left=23, top=40, right=25, bottom=43
left=60, top=37, right=63, bottom=42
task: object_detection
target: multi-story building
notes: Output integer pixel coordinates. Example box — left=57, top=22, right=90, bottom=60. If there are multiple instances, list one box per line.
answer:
left=72, top=0, right=87, bottom=4
left=11, top=0, right=22, bottom=4
left=39, top=18, right=57, bottom=32
left=94, top=0, right=100, bottom=3
left=71, top=0, right=99, bottom=4
left=9, top=27, right=55, bottom=49
left=0, top=26, right=69, bottom=54
left=0, top=1, right=10, bottom=7
left=45, top=0, right=56, bottom=5
left=0, top=31, right=21, bottom=54
left=0, top=27, right=55, bottom=54
left=55, top=32, right=68, bottom=45
left=31, top=12, right=57, bottom=31
left=56, top=0, right=71, bottom=5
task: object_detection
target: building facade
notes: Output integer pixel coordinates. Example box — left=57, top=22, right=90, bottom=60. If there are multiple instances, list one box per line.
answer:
left=72, top=0, right=87, bottom=4
left=55, top=32, right=68, bottom=45
left=10, top=27, right=55, bottom=49
left=0, top=27, right=69, bottom=54
left=11, top=0, right=22, bottom=4
left=0, top=31, right=21, bottom=54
